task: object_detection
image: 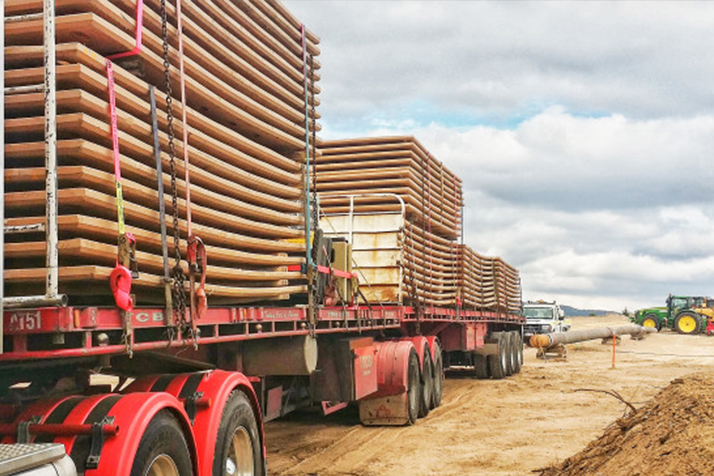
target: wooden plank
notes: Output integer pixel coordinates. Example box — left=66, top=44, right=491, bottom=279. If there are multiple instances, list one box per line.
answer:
left=4, top=266, right=306, bottom=300
left=5, top=111, right=301, bottom=200
left=4, top=214, right=303, bottom=261
left=254, top=0, right=320, bottom=56
left=6, top=140, right=302, bottom=222
left=6, top=165, right=301, bottom=239
left=4, top=239, right=299, bottom=283
left=5, top=188, right=305, bottom=261
left=5, top=43, right=307, bottom=175
left=5, top=82, right=302, bottom=189
left=5, top=13, right=308, bottom=150
left=6, top=140, right=302, bottom=225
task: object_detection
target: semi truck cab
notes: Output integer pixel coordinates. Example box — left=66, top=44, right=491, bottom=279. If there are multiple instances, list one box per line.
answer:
left=523, top=301, right=570, bottom=340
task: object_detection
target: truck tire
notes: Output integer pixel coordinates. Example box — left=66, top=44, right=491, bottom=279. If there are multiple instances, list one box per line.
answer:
left=407, top=349, right=421, bottom=425
left=431, top=341, right=444, bottom=408
left=130, top=410, right=193, bottom=476
left=510, top=332, right=522, bottom=374
left=674, top=312, right=702, bottom=335
left=504, top=332, right=516, bottom=376
left=473, top=353, right=490, bottom=379
left=488, top=333, right=508, bottom=380
left=641, top=313, right=662, bottom=331
left=213, top=390, right=263, bottom=476
left=418, top=346, right=433, bottom=418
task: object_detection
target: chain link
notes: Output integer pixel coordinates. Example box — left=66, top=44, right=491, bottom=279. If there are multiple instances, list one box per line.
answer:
left=309, top=54, right=318, bottom=230
left=160, top=0, right=188, bottom=331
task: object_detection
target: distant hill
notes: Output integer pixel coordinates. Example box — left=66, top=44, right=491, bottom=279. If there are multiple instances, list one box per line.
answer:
left=561, top=305, right=612, bottom=317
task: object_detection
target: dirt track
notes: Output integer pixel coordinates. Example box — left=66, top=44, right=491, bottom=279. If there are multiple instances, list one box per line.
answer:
left=265, top=314, right=714, bottom=475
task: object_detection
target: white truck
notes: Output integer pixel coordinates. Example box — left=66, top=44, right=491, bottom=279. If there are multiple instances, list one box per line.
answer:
left=523, top=301, right=570, bottom=342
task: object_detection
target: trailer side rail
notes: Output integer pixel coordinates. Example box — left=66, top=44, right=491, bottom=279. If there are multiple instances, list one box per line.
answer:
left=0, top=305, right=522, bottom=361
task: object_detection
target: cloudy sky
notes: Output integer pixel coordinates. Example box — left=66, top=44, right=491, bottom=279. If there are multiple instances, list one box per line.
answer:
left=285, top=0, right=714, bottom=311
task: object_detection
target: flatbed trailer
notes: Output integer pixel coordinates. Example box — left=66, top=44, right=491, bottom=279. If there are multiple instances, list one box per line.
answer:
left=0, top=303, right=523, bottom=476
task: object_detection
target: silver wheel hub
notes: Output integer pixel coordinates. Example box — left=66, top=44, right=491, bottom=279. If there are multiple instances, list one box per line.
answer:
left=227, top=426, right=254, bottom=476
left=145, top=454, right=179, bottom=476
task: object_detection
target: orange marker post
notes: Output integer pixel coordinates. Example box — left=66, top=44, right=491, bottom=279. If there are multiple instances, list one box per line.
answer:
left=611, top=333, right=617, bottom=369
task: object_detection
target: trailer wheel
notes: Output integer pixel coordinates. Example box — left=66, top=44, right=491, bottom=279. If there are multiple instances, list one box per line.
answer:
left=472, top=353, right=490, bottom=379
left=674, top=312, right=702, bottom=335
left=431, top=341, right=444, bottom=408
left=418, top=347, right=433, bottom=418
left=488, top=333, right=508, bottom=380
left=406, top=349, right=421, bottom=425
left=505, top=332, right=516, bottom=376
left=510, top=332, right=523, bottom=374
left=130, top=410, right=193, bottom=476
left=213, top=390, right=263, bottom=476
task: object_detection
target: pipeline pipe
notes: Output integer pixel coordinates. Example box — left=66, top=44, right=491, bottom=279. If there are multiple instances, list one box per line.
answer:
left=530, top=324, right=655, bottom=349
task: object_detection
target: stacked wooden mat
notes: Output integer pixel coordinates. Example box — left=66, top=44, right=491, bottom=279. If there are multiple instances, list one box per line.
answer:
left=317, top=136, right=521, bottom=312
left=457, top=246, right=521, bottom=314
left=317, top=136, right=463, bottom=241
left=4, top=0, right=319, bottom=305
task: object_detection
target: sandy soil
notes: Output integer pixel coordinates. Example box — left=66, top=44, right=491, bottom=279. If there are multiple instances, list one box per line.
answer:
left=265, top=314, right=714, bottom=475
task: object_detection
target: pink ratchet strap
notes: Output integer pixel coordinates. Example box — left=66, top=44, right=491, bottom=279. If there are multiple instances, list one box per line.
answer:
left=105, top=0, right=144, bottom=311
left=175, top=0, right=206, bottom=322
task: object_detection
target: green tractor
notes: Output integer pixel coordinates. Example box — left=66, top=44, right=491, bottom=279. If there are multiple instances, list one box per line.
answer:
left=632, top=295, right=710, bottom=334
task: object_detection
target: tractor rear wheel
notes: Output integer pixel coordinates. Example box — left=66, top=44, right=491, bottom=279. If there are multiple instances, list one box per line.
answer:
left=674, top=312, right=702, bottom=335
left=641, top=314, right=661, bottom=331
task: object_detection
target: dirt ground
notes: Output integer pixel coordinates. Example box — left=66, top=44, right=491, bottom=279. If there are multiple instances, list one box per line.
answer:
left=265, top=314, right=714, bottom=476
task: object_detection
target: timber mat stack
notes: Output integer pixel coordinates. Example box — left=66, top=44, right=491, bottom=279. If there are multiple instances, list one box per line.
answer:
left=318, top=136, right=463, bottom=240
left=317, top=136, right=521, bottom=312
left=457, top=246, right=521, bottom=314
left=318, top=136, right=462, bottom=307
left=4, top=0, right=319, bottom=305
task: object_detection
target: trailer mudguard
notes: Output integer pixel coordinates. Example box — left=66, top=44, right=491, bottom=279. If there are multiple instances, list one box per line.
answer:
left=77, top=393, right=196, bottom=476
left=4, top=393, right=197, bottom=476
left=124, top=370, right=265, bottom=475
left=0, top=396, right=84, bottom=444
left=425, top=335, right=441, bottom=363
left=358, top=339, right=419, bottom=426
left=372, top=340, right=416, bottom=397
left=406, top=336, right=430, bottom=371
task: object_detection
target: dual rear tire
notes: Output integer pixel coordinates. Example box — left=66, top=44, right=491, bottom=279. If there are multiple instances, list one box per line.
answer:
left=131, top=411, right=193, bottom=476
left=482, top=331, right=523, bottom=380
left=131, top=390, right=263, bottom=476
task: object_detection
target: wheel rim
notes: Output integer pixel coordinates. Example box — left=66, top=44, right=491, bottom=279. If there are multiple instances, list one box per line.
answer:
left=642, top=318, right=656, bottom=328
left=145, top=455, right=179, bottom=476
left=226, top=427, right=254, bottom=476
left=679, top=315, right=697, bottom=333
